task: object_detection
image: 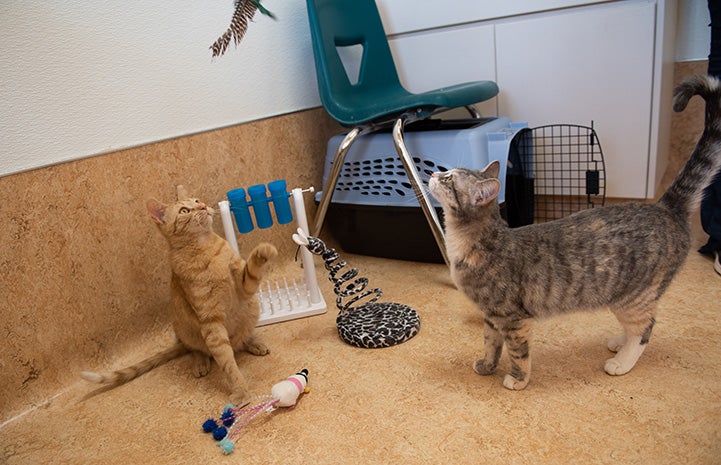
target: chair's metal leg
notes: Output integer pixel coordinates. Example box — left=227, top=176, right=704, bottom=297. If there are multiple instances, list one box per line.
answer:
left=392, top=117, right=450, bottom=266
left=312, top=127, right=362, bottom=237
left=465, top=105, right=481, bottom=119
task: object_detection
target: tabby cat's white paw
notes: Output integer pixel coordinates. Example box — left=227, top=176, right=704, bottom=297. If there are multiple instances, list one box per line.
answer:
left=604, top=357, right=632, bottom=376
left=502, top=374, right=529, bottom=390
left=607, top=335, right=626, bottom=353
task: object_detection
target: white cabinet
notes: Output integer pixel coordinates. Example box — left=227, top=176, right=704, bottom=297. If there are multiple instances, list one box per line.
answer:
left=384, top=0, right=677, bottom=199
left=495, top=2, right=656, bottom=198
left=389, top=24, right=498, bottom=118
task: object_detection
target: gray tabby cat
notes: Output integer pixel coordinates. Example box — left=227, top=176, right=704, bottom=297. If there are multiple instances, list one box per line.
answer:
left=428, top=75, right=721, bottom=390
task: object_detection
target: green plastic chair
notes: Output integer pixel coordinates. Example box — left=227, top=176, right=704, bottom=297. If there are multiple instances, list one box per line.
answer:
left=307, top=0, right=499, bottom=265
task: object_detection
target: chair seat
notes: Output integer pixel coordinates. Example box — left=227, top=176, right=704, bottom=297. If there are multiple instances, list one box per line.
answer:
left=326, top=80, right=499, bottom=127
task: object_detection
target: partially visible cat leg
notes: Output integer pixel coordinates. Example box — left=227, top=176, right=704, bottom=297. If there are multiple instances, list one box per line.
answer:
left=190, top=350, right=212, bottom=378
left=607, top=334, right=626, bottom=353
left=473, top=318, right=504, bottom=376
left=200, top=320, right=250, bottom=402
left=604, top=309, right=656, bottom=376
left=243, top=336, right=270, bottom=356
left=501, top=318, right=533, bottom=391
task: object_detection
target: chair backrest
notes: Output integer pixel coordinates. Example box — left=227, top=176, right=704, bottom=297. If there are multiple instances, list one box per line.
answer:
left=306, top=0, right=406, bottom=125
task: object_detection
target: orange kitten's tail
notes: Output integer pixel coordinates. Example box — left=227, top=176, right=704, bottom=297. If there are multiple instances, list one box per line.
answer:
left=81, top=341, right=189, bottom=388
left=659, top=75, right=721, bottom=219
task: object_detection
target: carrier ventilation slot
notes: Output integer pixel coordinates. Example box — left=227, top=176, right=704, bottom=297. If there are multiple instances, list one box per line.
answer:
left=334, top=156, right=449, bottom=197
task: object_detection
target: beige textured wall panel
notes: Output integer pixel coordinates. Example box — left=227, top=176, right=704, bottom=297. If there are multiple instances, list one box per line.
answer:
left=0, top=108, right=341, bottom=419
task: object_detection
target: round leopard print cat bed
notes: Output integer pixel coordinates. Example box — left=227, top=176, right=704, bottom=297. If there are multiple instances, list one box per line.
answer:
left=292, top=229, right=421, bottom=349
left=337, top=302, right=420, bottom=349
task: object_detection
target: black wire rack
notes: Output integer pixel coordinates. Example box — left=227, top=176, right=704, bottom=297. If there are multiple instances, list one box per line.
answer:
left=506, top=123, right=606, bottom=225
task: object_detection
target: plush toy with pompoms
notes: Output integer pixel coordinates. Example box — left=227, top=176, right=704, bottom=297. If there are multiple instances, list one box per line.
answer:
left=201, top=368, right=309, bottom=455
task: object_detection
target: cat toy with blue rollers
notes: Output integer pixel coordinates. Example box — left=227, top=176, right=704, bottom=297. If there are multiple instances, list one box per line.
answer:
left=202, top=369, right=310, bottom=455
left=225, top=180, right=294, bottom=234
left=219, top=179, right=419, bottom=348
left=218, top=180, right=327, bottom=326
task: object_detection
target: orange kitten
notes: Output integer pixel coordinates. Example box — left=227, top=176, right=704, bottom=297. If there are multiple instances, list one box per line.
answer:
left=81, top=185, right=277, bottom=402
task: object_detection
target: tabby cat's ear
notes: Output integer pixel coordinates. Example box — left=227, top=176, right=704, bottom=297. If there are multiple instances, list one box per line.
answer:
left=176, top=185, right=189, bottom=201
left=146, top=199, right=167, bottom=224
left=481, top=160, right=501, bottom=179
left=471, top=179, right=501, bottom=206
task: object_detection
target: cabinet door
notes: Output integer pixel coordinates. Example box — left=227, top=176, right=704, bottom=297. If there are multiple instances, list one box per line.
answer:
left=388, top=24, right=498, bottom=117
left=496, top=2, right=656, bottom=198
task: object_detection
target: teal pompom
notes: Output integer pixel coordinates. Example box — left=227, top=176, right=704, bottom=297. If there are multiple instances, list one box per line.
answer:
left=217, top=437, right=235, bottom=455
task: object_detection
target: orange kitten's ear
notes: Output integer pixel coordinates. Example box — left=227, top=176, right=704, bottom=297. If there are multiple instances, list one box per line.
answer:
left=471, top=179, right=501, bottom=206
left=481, top=160, right=501, bottom=179
left=176, top=185, right=189, bottom=201
left=146, top=199, right=167, bottom=224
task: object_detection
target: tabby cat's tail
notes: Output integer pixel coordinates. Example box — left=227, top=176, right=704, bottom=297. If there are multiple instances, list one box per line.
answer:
left=80, top=342, right=189, bottom=386
left=659, top=74, right=721, bottom=219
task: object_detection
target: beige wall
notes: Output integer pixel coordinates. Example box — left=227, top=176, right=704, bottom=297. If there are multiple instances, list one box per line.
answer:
left=0, top=108, right=341, bottom=420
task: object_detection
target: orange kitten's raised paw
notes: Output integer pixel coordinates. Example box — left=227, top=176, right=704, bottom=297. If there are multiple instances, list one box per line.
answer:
left=252, top=243, right=278, bottom=265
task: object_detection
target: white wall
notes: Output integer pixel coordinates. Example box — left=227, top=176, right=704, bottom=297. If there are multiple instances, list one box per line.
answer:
left=0, top=0, right=320, bottom=177
left=375, top=0, right=606, bottom=35
left=675, top=0, right=711, bottom=61
left=0, top=0, right=711, bottom=178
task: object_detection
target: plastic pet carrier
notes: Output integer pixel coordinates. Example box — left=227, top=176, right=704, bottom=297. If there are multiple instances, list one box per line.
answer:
left=506, top=123, right=606, bottom=225
left=317, top=117, right=528, bottom=263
